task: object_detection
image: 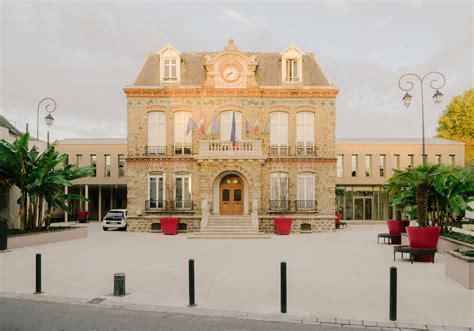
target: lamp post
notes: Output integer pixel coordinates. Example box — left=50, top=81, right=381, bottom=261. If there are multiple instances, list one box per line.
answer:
left=398, top=72, right=445, bottom=165
left=37, top=98, right=57, bottom=147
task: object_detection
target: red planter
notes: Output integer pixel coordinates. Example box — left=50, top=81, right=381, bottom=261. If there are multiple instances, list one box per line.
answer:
left=335, top=213, right=341, bottom=229
left=274, top=218, right=293, bottom=235
left=406, top=226, right=441, bottom=262
left=159, top=217, right=180, bottom=235
left=387, top=220, right=410, bottom=235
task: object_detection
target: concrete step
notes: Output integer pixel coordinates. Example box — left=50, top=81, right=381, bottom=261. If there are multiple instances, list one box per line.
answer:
left=206, top=223, right=253, bottom=227
left=201, top=228, right=258, bottom=233
left=188, top=233, right=270, bottom=239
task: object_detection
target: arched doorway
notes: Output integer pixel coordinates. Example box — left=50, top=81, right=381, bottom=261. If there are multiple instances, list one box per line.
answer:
left=219, top=174, right=244, bottom=215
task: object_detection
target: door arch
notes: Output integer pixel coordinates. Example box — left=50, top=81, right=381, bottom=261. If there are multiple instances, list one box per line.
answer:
left=219, top=174, right=244, bottom=215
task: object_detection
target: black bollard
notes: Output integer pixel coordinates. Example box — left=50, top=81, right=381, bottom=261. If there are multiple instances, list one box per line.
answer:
left=281, top=261, right=287, bottom=313
left=389, top=266, right=397, bottom=321
left=0, top=219, right=7, bottom=251
left=188, top=259, right=197, bottom=307
left=114, top=273, right=126, bottom=296
left=34, top=253, right=43, bottom=294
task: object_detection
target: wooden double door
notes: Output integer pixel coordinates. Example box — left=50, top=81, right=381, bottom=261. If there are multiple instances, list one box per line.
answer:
left=220, top=175, right=244, bottom=215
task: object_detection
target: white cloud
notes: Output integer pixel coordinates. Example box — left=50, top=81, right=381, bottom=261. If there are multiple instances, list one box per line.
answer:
left=375, top=18, right=389, bottom=27
left=220, top=8, right=251, bottom=26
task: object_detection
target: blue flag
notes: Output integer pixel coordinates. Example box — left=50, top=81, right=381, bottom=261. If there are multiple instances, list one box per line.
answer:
left=186, top=116, right=198, bottom=136
left=230, top=111, right=236, bottom=143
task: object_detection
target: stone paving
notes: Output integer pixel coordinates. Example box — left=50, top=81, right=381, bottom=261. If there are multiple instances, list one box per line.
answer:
left=0, top=223, right=472, bottom=329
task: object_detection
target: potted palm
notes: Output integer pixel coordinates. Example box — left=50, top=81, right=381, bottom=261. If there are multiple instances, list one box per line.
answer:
left=159, top=182, right=180, bottom=235
left=385, top=164, right=473, bottom=262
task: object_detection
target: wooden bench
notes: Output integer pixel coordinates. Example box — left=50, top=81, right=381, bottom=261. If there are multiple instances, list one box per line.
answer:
left=377, top=233, right=401, bottom=244
left=393, top=245, right=437, bottom=264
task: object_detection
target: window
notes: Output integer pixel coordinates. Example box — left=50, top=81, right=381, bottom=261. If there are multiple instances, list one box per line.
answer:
left=104, top=155, right=111, bottom=177
left=174, top=112, right=192, bottom=155
left=351, top=155, right=358, bottom=177
left=118, top=154, right=125, bottom=177
left=296, top=112, right=315, bottom=156
left=148, top=173, right=165, bottom=210
left=220, top=111, right=242, bottom=142
left=393, top=154, right=400, bottom=170
left=163, top=59, right=177, bottom=80
left=337, top=155, right=344, bottom=177
left=297, top=173, right=315, bottom=210
left=270, top=112, right=289, bottom=156
left=449, top=154, right=455, bottom=165
left=90, top=155, right=97, bottom=177
left=63, top=155, right=69, bottom=167
left=76, top=154, right=82, bottom=167
left=379, top=154, right=386, bottom=177
left=175, top=173, right=191, bottom=210
left=147, top=112, right=166, bottom=155
left=365, top=155, right=372, bottom=177
left=408, top=154, right=414, bottom=168
left=270, top=172, right=289, bottom=210
left=435, top=154, right=442, bottom=164
left=285, top=59, right=299, bottom=82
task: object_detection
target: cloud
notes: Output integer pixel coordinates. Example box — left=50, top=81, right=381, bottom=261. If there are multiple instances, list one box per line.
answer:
left=375, top=18, right=389, bottom=27
left=220, top=8, right=251, bottom=26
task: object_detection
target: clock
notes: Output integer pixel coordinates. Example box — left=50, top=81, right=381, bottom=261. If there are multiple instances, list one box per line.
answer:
left=222, top=66, right=240, bottom=82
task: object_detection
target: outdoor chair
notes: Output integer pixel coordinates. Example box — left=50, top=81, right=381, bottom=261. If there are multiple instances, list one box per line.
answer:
left=393, top=245, right=437, bottom=264
left=377, top=233, right=401, bottom=244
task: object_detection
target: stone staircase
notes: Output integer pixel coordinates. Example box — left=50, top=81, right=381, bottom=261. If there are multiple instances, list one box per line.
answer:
left=188, top=215, right=270, bottom=239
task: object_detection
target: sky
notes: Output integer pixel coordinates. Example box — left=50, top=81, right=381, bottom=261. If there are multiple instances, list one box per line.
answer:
left=0, top=0, right=472, bottom=142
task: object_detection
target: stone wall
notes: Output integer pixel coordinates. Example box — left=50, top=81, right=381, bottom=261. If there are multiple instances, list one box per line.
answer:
left=127, top=216, right=201, bottom=233
left=259, top=216, right=335, bottom=233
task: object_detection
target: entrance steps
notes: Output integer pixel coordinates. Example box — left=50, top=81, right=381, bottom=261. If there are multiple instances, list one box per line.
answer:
left=188, top=215, right=270, bottom=239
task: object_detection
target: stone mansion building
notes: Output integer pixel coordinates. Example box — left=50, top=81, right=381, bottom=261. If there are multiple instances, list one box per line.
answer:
left=124, top=40, right=339, bottom=234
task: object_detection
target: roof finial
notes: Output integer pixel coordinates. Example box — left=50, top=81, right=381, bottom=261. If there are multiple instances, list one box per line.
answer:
left=225, top=38, right=237, bottom=51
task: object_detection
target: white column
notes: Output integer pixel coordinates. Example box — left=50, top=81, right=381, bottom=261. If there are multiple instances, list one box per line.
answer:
left=85, top=185, right=89, bottom=212
left=64, top=186, right=68, bottom=223
left=98, top=186, right=102, bottom=221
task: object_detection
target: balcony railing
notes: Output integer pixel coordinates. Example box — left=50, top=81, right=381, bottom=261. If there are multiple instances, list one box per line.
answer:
left=146, top=146, right=167, bottom=156
left=269, top=145, right=289, bottom=157
left=172, top=145, right=192, bottom=156
left=145, top=146, right=193, bottom=157
left=269, top=200, right=291, bottom=211
left=199, top=140, right=263, bottom=158
left=296, top=146, right=317, bottom=157
left=145, top=200, right=193, bottom=211
left=295, top=200, right=318, bottom=211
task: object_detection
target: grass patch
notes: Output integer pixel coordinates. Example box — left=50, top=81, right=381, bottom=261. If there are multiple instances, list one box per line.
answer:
left=8, top=226, right=75, bottom=237
left=441, top=231, right=474, bottom=245
left=460, top=250, right=474, bottom=257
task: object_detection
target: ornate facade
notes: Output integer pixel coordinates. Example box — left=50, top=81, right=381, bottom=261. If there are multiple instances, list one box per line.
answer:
left=124, top=40, right=339, bottom=234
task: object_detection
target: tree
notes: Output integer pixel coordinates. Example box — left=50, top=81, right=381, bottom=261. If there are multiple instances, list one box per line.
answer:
left=436, top=88, right=474, bottom=164
left=0, top=133, right=92, bottom=230
left=384, top=164, right=474, bottom=231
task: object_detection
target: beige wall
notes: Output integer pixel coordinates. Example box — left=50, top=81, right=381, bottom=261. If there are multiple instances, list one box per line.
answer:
left=335, top=141, right=465, bottom=186
left=56, top=142, right=127, bottom=185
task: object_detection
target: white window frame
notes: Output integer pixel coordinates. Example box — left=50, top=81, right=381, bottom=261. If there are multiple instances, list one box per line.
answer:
left=337, top=154, right=344, bottom=177
left=297, top=173, right=315, bottom=210
left=174, top=112, right=192, bottom=155
left=281, top=45, right=304, bottom=84
left=158, top=44, right=181, bottom=84
left=365, top=154, right=372, bottom=177
left=175, top=173, right=192, bottom=210
left=147, top=111, right=167, bottom=155
left=148, top=173, right=166, bottom=210
left=351, top=155, right=358, bottom=177
left=270, top=172, right=289, bottom=210
left=379, top=154, right=386, bottom=177
left=270, top=112, right=289, bottom=156
left=296, top=112, right=315, bottom=156
left=163, top=58, right=178, bottom=80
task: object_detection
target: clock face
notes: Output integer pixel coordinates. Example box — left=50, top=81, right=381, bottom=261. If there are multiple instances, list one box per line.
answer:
left=222, top=66, right=240, bottom=82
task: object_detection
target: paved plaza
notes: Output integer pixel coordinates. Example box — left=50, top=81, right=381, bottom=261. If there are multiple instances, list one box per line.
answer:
left=1, top=223, right=472, bottom=328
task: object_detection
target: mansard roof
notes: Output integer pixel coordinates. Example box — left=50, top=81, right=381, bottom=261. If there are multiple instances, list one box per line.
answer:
left=133, top=51, right=330, bottom=87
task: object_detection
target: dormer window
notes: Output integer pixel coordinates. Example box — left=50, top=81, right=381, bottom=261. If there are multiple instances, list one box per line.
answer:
left=163, top=58, right=178, bottom=81
left=281, top=45, right=304, bottom=84
left=158, top=44, right=181, bottom=84
left=285, top=59, right=299, bottom=82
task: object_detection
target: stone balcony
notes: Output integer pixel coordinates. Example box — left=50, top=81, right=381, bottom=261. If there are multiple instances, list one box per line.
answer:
left=197, top=140, right=264, bottom=159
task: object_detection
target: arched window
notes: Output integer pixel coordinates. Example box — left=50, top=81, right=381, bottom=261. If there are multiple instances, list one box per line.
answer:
left=220, top=111, right=242, bottom=142
left=296, top=112, right=315, bottom=156
left=147, top=112, right=166, bottom=155
left=174, top=112, right=192, bottom=155
left=270, top=112, right=289, bottom=156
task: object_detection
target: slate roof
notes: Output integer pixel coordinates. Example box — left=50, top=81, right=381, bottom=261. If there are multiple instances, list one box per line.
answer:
left=0, top=115, right=21, bottom=135
left=133, top=52, right=330, bottom=87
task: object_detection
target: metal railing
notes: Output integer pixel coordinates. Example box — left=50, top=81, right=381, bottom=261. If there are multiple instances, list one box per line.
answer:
left=295, top=200, right=318, bottom=211
left=145, top=200, right=193, bottom=211
left=295, top=146, right=317, bottom=157
left=172, top=145, right=192, bottom=156
left=146, top=146, right=167, bottom=156
left=269, top=146, right=290, bottom=157
left=269, top=200, right=291, bottom=211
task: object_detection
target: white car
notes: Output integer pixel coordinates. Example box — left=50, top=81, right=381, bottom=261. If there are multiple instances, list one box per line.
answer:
left=103, top=209, right=127, bottom=231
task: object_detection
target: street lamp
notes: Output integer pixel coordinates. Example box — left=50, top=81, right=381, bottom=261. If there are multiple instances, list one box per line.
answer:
left=398, top=72, right=445, bottom=165
left=36, top=97, right=57, bottom=147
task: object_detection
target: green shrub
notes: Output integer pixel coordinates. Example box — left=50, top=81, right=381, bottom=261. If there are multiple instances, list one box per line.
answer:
left=461, top=250, right=474, bottom=257
left=441, top=232, right=474, bottom=245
